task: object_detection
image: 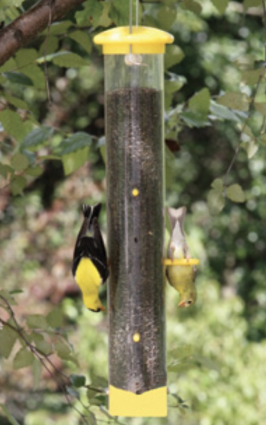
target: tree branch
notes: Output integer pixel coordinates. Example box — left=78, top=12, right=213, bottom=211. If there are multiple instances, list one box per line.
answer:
left=0, top=0, right=85, bottom=67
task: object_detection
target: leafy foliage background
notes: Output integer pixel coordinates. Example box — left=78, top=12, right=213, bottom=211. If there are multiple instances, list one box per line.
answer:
left=0, top=0, right=266, bottom=424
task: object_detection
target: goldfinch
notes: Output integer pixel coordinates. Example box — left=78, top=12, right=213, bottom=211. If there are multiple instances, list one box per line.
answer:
left=72, top=204, right=108, bottom=312
left=166, top=206, right=197, bottom=308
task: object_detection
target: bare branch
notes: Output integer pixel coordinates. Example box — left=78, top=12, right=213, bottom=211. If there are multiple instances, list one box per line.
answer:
left=0, top=0, right=85, bottom=67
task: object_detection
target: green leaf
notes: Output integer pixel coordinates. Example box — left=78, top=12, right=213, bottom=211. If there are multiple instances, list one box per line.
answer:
left=259, top=134, right=266, bottom=146
left=32, top=358, right=42, bottom=389
left=39, top=36, right=59, bottom=55
left=21, top=126, right=54, bottom=151
left=211, top=178, right=224, bottom=191
left=5, top=95, right=29, bottom=110
left=242, top=140, right=259, bottom=159
left=87, top=411, right=97, bottom=425
left=109, top=0, right=137, bottom=26
left=164, top=45, right=185, bottom=69
left=0, top=58, right=16, bottom=72
left=0, top=163, right=13, bottom=178
left=210, top=101, right=240, bottom=122
left=169, top=344, right=194, bottom=360
left=98, top=1, right=112, bottom=27
left=207, top=189, right=225, bottom=214
left=76, top=0, right=103, bottom=27
left=0, top=325, right=17, bottom=358
left=62, top=147, right=89, bottom=175
left=51, top=51, right=89, bottom=68
left=26, top=314, right=48, bottom=330
left=3, top=72, right=33, bottom=86
left=157, top=5, right=176, bottom=30
left=11, top=152, right=29, bottom=172
left=15, top=48, right=38, bottom=68
left=25, top=166, right=43, bottom=177
left=46, top=307, right=63, bottom=328
left=243, top=0, right=261, bottom=11
left=210, top=0, right=229, bottom=14
left=46, top=21, right=72, bottom=36
left=70, top=374, right=86, bottom=388
left=226, top=184, right=246, bottom=203
left=58, top=132, right=92, bottom=155
left=254, top=102, right=266, bottom=117
left=182, top=0, right=202, bottom=14
left=242, top=69, right=263, bottom=86
left=11, top=176, right=27, bottom=196
left=0, top=109, right=25, bottom=141
left=0, top=404, right=21, bottom=425
left=69, top=31, right=92, bottom=54
left=189, top=88, right=210, bottom=119
left=165, top=73, right=186, bottom=109
left=180, top=111, right=209, bottom=127
left=55, top=340, right=72, bottom=360
left=13, top=347, right=35, bottom=369
left=217, top=92, right=249, bottom=111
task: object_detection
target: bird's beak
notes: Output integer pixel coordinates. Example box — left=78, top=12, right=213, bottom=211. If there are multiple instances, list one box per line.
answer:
left=100, top=305, right=105, bottom=311
left=178, top=300, right=186, bottom=308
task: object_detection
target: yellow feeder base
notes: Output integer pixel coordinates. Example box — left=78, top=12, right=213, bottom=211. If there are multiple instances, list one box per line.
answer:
left=109, top=385, right=167, bottom=417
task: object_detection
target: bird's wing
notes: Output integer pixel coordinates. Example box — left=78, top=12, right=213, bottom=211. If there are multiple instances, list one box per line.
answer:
left=72, top=236, right=108, bottom=283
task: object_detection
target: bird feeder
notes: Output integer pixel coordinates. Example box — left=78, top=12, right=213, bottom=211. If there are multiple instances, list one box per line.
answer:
left=94, top=26, right=174, bottom=417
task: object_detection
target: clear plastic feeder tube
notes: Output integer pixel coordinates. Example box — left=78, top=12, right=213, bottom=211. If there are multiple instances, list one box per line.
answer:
left=94, top=27, right=174, bottom=399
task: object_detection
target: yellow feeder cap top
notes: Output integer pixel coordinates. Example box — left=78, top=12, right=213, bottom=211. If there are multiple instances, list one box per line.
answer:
left=93, top=26, right=174, bottom=54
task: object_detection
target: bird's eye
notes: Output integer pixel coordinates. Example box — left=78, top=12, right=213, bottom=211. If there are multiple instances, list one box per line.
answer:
left=187, top=300, right=192, bottom=305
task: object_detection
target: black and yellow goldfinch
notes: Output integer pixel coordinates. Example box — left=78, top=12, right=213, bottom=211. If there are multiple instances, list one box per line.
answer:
left=72, top=204, right=109, bottom=312
left=166, top=206, right=197, bottom=308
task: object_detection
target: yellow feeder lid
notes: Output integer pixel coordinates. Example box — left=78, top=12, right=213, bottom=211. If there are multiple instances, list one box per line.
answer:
left=94, top=26, right=174, bottom=54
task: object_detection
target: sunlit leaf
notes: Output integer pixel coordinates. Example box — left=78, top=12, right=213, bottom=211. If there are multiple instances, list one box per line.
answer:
left=207, top=189, right=225, bottom=214
left=243, top=0, right=261, bottom=11
left=46, top=21, right=72, bottom=36
left=11, top=152, right=29, bottom=172
left=75, top=0, right=103, bottom=27
left=189, top=88, right=210, bottom=119
left=242, top=69, right=263, bottom=86
left=211, top=178, right=224, bottom=191
left=182, top=0, right=202, bottom=14
left=46, top=307, right=63, bottom=328
left=211, top=0, right=229, bottom=14
left=254, top=102, right=266, bottom=117
left=13, top=347, right=35, bottom=369
left=62, top=147, right=89, bottom=175
left=226, top=184, right=246, bottom=203
left=217, top=92, right=249, bottom=111
left=26, top=314, right=48, bottom=330
left=98, top=2, right=112, bottom=27
left=210, top=101, right=240, bottom=122
left=180, top=111, right=210, bottom=127
left=51, top=52, right=89, bottom=68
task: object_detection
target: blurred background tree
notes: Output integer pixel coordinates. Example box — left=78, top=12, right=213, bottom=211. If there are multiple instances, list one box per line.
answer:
left=0, top=0, right=266, bottom=424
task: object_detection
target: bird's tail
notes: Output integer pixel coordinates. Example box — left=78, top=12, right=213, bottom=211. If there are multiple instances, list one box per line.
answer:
left=82, top=203, right=102, bottom=230
left=167, top=206, right=186, bottom=232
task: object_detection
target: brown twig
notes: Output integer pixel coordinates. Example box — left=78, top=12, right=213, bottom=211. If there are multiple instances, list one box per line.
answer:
left=0, top=295, right=91, bottom=425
